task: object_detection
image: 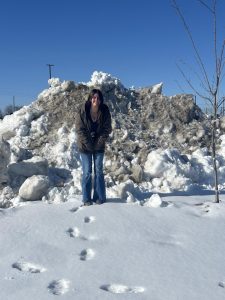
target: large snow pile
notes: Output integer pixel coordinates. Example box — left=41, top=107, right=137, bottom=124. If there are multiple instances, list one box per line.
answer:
left=0, top=71, right=225, bottom=208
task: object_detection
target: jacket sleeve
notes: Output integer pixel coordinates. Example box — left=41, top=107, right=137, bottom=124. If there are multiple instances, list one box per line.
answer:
left=75, top=109, right=93, bottom=152
left=96, top=106, right=112, bottom=148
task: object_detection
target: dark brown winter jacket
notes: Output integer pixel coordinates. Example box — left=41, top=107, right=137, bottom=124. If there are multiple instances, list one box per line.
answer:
left=75, top=101, right=112, bottom=153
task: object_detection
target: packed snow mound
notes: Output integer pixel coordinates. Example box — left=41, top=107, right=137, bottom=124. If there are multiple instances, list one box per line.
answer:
left=144, top=148, right=225, bottom=192
left=87, top=71, right=125, bottom=90
left=144, top=149, right=191, bottom=191
left=19, top=175, right=49, bottom=201
left=143, top=193, right=163, bottom=207
left=0, top=70, right=224, bottom=208
left=38, top=78, right=76, bottom=100
left=151, top=82, right=163, bottom=94
left=0, top=106, right=43, bottom=140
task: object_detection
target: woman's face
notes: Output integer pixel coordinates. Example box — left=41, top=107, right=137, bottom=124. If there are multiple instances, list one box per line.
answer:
left=91, top=93, right=100, bottom=108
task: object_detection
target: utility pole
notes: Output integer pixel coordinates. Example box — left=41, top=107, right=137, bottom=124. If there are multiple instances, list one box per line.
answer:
left=13, top=96, right=15, bottom=112
left=223, top=98, right=225, bottom=116
left=46, top=64, right=54, bottom=79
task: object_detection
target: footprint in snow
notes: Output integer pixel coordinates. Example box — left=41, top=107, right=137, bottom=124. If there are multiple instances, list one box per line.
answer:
left=70, top=206, right=83, bottom=213
left=150, top=234, right=183, bottom=247
left=84, top=216, right=96, bottom=223
left=80, top=248, right=95, bottom=261
left=4, top=276, right=15, bottom=280
left=193, top=203, right=220, bottom=217
left=12, top=261, right=47, bottom=273
left=48, top=279, right=70, bottom=295
left=67, top=227, right=88, bottom=240
left=67, top=227, right=98, bottom=241
left=100, top=284, right=145, bottom=294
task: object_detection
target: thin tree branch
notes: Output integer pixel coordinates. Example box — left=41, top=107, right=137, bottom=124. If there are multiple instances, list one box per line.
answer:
left=218, top=97, right=225, bottom=109
left=179, top=59, right=211, bottom=94
left=174, top=79, right=185, bottom=93
left=176, top=62, right=213, bottom=106
left=213, top=1, right=218, bottom=73
left=217, top=40, right=225, bottom=78
left=221, top=70, right=225, bottom=84
left=197, top=0, right=214, bottom=13
left=212, top=0, right=219, bottom=96
left=172, top=0, right=213, bottom=95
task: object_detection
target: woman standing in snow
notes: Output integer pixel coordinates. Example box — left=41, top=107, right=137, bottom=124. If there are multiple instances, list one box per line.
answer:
left=75, top=89, right=112, bottom=206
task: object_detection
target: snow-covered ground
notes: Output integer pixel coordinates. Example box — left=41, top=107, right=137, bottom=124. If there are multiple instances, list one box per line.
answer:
left=1, top=194, right=225, bottom=300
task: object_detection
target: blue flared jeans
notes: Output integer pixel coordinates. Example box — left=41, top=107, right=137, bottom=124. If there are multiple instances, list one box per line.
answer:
left=80, top=152, right=106, bottom=203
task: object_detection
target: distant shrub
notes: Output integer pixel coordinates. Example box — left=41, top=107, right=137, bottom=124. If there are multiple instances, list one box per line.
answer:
left=3, top=105, right=22, bottom=116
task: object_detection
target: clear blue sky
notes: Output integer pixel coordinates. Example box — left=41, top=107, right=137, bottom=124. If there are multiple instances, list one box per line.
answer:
left=0, top=0, right=224, bottom=111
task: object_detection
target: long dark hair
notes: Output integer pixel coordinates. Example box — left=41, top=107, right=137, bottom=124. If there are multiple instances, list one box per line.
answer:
left=87, top=89, right=104, bottom=106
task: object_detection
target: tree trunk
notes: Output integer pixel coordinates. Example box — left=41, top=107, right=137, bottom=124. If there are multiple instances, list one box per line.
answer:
left=212, top=98, right=219, bottom=203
